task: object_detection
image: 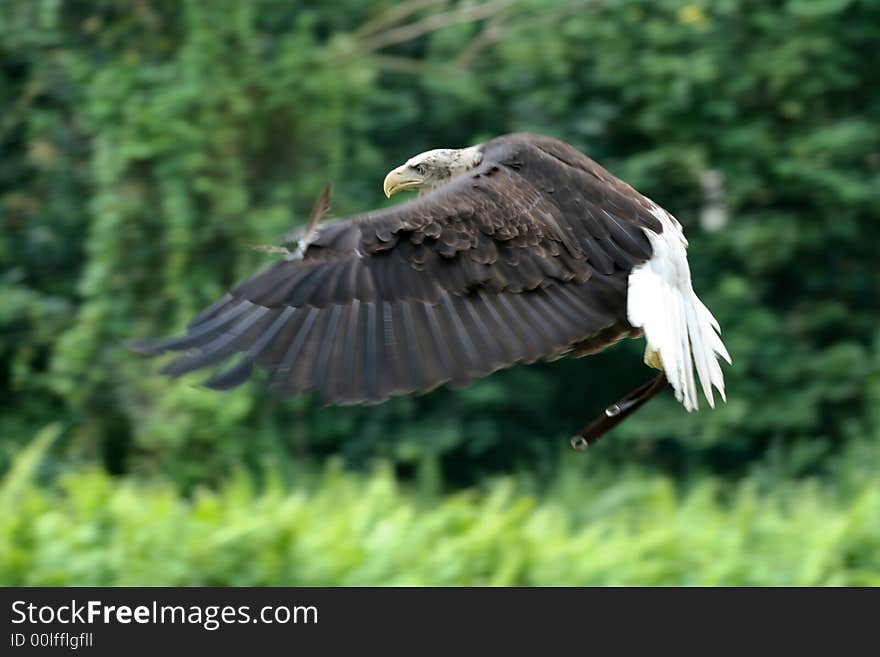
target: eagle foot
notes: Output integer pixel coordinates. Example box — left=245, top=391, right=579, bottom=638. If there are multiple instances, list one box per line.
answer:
left=644, top=346, right=664, bottom=371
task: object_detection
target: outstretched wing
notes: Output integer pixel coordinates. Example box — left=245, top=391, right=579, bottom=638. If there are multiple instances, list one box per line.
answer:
left=132, top=133, right=664, bottom=404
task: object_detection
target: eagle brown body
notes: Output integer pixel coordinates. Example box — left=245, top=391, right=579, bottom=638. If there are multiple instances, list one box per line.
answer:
left=133, top=133, right=728, bottom=424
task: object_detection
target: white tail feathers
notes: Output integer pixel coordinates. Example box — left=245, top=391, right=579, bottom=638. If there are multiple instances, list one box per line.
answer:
left=627, top=205, right=731, bottom=412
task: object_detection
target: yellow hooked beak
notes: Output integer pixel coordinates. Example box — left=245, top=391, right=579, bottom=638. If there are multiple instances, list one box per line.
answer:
left=383, top=166, right=423, bottom=198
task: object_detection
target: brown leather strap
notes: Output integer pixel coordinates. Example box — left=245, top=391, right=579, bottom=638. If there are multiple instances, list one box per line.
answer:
left=571, top=373, right=668, bottom=450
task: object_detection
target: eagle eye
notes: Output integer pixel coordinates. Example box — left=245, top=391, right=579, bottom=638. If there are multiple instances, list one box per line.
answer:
left=412, top=163, right=427, bottom=175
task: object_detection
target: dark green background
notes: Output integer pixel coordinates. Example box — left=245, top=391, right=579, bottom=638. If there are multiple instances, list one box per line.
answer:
left=2, top=0, right=878, bottom=585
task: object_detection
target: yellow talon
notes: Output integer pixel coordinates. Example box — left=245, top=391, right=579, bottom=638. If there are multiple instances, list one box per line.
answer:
left=644, top=346, right=664, bottom=371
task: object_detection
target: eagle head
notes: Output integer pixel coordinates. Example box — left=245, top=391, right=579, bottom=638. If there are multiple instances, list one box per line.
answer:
left=383, top=145, right=483, bottom=198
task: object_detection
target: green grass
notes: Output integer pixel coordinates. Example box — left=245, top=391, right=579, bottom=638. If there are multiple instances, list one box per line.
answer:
left=3, top=426, right=879, bottom=586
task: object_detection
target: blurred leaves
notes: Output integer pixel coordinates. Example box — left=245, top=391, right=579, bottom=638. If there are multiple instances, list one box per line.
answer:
left=1, top=0, right=879, bottom=586
left=1, top=434, right=878, bottom=586
left=1, top=0, right=879, bottom=487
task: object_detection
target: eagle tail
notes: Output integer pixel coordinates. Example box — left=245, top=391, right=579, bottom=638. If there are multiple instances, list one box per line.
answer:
left=627, top=207, right=731, bottom=412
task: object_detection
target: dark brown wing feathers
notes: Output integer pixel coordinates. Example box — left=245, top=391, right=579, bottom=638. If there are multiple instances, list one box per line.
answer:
left=132, top=134, right=663, bottom=404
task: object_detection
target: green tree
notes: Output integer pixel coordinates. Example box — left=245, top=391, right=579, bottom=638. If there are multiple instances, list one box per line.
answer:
left=1, top=0, right=878, bottom=489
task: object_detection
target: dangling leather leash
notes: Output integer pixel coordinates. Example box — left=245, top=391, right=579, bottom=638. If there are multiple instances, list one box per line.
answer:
left=570, top=373, right=669, bottom=451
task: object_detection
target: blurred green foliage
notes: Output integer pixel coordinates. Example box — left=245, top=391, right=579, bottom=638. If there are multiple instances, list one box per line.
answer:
left=1, top=0, right=879, bottom=585
left=3, top=425, right=879, bottom=586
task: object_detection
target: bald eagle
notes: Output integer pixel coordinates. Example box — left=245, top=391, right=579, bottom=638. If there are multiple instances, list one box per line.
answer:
left=132, top=133, right=730, bottom=446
